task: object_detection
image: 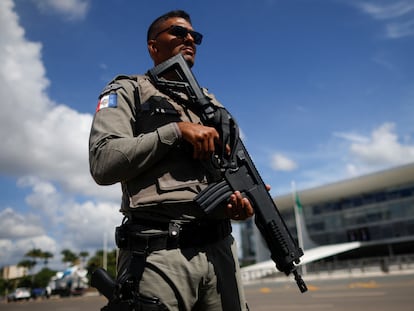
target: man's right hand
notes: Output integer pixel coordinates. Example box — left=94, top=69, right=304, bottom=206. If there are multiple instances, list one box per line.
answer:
left=177, top=122, right=220, bottom=160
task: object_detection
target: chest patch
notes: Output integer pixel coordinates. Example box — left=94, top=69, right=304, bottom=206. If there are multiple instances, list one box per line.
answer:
left=142, top=96, right=180, bottom=116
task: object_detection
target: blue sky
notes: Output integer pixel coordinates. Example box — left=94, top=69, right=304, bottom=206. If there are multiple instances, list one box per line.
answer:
left=1, top=0, right=413, bottom=270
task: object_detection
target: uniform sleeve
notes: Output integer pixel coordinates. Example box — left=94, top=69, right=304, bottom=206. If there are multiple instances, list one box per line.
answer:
left=89, top=77, right=181, bottom=185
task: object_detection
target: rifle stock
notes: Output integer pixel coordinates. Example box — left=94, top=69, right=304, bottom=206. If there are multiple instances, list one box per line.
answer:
left=148, top=54, right=307, bottom=293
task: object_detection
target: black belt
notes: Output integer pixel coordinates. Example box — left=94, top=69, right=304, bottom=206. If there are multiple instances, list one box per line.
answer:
left=116, top=219, right=232, bottom=252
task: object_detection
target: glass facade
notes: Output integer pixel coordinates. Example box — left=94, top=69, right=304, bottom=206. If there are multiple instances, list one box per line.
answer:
left=239, top=164, right=414, bottom=264
left=282, top=183, right=414, bottom=246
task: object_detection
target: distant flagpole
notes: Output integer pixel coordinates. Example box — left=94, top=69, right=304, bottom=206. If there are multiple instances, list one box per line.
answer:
left=103, top=232, right=107, bottom=270
left=291, top=181, right=306, bottom=274
left=291, top=181, right=304, bottom=250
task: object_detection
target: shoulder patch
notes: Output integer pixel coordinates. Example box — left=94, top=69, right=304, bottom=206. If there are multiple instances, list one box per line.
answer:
left=96, top=79, right=125, bottom=112
left=96, top=93, right=117, bottom=112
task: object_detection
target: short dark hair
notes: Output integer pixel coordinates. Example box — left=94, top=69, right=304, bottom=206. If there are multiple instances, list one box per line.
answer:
left=147, top=10, right=192, bottom=42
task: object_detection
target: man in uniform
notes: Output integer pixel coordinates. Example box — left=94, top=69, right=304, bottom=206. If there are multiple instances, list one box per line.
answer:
left=89, top=10, right=254, bottom=310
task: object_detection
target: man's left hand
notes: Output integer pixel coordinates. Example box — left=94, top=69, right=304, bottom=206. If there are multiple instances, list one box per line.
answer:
left=226, top=185, right=271, bottom=220
left=226, top=191, right=254, bottom=221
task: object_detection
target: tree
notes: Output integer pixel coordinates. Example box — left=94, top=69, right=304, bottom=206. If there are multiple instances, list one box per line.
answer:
left=87, top=249, right=117, bottom=279
left=17, top=259, right=36, bottom=274
left=41, top=251, right=54, bottom=266
left=24, top=248, right=43, bottom=271
left=61, top=249, right=79, bottom=266
left=32, top=267, right=56, bottom=288
left=17, top=260, right=36, bottom=288
left=22, top=248, right=54, bottom=272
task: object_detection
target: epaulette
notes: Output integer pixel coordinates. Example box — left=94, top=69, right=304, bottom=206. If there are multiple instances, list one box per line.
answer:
left=98, top=75, right=136, bottom=98
left=99, top=83, right=123, bottom=98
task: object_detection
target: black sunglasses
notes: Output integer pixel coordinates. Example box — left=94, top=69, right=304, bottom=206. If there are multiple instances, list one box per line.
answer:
left=153, top=25, right=203, bottom=45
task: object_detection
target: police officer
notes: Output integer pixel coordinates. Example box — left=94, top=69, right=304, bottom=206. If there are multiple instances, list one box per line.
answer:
left=89, top=10, right=254, bottom=310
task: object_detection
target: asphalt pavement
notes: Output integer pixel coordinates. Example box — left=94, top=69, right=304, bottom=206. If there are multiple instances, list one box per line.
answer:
left=244, top=272, right=414, bottom=311
left=1, top=272, right=413, bottom=311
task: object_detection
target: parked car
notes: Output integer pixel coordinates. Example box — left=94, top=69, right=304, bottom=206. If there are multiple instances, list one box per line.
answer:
left=7, top=287, right=31, bottom=302
left=31, top=287, right=47, bottom=299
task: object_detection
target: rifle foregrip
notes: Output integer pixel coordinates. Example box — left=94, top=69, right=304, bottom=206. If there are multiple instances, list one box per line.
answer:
left=261, top=218, right=303, bottom=274
left=267, top=219, right=290, bottom=258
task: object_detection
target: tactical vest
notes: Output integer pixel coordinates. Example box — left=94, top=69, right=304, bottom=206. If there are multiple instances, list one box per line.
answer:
left=110, top=75, right=223, bottom=220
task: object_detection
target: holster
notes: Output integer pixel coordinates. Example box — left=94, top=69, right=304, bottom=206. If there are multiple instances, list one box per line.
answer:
left=102, top=294, right=168, bottom=311
left=92, top=266, right=168, bottom=311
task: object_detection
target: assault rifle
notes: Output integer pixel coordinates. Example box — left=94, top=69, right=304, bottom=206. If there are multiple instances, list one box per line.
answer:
left=147, top=54, right=307, bottom=293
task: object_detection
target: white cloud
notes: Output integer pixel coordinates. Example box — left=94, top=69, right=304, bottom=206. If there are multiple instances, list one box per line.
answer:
left=0, top=208, right=44, bottom=239
left=270, top=153, right=298, bottom=171
left=0, top=234, right=58, bottom=270
left=17, top=176, right=63, bottom=223
left=357, top=1, right=414, bottom=38
left=17, top=177, right=121, bottom=248
left=289, top=122, right=414, bottom=192
left=349, top=122, right=414, bottom=166
left=358, top=1, right=414, bottom=19
left=0, top=0, right=119, bottom=201
left=335, top=122, right=414, bottom=176
left=31, top=0, right=90, bottom=21
left=0, top=0, right=119, bottom=267
left=0, top=207, right=57, bottom=268
left=333, top=131, right=369, bottom=144
left=386, top=19, right=414, bottom=38
left=0, top=176, right=121, bottom=266
left=61, top=200, right=122, bottom=250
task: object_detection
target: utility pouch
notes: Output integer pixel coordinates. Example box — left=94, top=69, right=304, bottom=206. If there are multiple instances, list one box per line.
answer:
left=115, top=225, right=128, bottom=249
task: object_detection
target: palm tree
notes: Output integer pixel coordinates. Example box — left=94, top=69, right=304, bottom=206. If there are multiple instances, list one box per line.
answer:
left=41, top=251, right=54, bottom=266
left=17, top=259, right=36, bottom=274
left=22, top=248, right=43, bottom=275
left=61, top=249, right=79, bottom=266
left=25, top=248, right=43, bottom=265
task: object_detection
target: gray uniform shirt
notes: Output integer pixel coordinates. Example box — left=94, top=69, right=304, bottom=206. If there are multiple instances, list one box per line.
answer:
left=89, top=74, right=225, bottom=222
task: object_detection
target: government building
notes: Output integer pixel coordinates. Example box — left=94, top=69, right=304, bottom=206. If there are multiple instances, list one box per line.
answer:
left=240, top=162, right=414, bottom=272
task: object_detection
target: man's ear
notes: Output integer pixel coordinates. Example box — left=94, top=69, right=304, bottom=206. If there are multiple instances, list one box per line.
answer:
left=147, top=40, right=158, bottom=58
